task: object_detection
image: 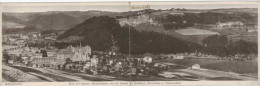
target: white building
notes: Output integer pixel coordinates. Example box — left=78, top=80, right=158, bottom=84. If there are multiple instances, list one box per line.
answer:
left=20, top=35, right=29, bottom=40
left=57, top=45, right=91, bottom=62
left=215, top=21, right=244, bottom=28
left=30, top=54, right=43, bottom=60
left=118, top=14, right=154, bottom=26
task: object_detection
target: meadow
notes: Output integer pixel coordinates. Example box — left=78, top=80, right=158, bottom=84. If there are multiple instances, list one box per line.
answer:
left=156, top=58, right=258, bottom=74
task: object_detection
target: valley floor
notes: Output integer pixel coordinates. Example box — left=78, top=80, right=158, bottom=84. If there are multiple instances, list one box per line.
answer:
left=2, top=58, right=258, bottom=82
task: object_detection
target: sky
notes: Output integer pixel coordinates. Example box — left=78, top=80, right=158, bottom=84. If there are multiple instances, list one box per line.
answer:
left=2, top=3, right=257, bottom=13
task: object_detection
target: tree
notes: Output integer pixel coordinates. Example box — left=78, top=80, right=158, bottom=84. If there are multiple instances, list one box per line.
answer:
left=230, top=40, right=257, bottom=55
left=40, top=50, right=48, bottom=57
left=159, top=15, right=196, bottom=30
left=17, top=54, right=23, bottom=63
left=66, top=58, right=72, bottom=63
left=202, top=35, right=228, bottom=56
left=62, top=58, right=72, bottom=70
left=202, top=35, right=228, bottom=47
left=3, top=52, right=10, bottom=64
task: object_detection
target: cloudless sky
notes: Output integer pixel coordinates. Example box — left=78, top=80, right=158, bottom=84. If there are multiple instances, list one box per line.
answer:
left=2, top=3, right=257, bottom=13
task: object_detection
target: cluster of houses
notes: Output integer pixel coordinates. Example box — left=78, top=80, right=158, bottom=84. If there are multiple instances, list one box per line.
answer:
left=2, top=32, right=41, bottom=45
left=3, top=44, right=92, bottom=68
left=3, top=31, right=92, bottom=69
left=118, top=10, right=187, bottom=27
left=118, top=14, right=157, bottom=26
left=214, top=21, right=258, bottom=33
left=215, top=21, right=244, bottom=28
left=23, top=45, right=92, bottom=68
left=158, top=52, right=219, bottom=60
left=194, top=21, right=257, bottom=33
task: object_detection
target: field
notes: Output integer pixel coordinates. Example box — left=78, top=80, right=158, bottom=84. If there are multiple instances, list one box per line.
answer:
left=156, top=58, right=258, bottom=74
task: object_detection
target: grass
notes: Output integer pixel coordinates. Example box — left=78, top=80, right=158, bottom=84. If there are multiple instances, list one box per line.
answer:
left=2, top=73, right=17, bottom=82
left=156, top=58, right=258, bottom=74
left=207, top=77, right=242, bottom=80
left=203, top=61, right=258, bottom=74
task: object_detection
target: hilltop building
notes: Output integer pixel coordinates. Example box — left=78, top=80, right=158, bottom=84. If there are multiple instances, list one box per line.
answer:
left=118, top=14, right=155, bottom=26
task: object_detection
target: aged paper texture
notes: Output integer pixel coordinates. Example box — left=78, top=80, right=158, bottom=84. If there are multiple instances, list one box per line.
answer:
left=1, top=1, right=259, bottom=86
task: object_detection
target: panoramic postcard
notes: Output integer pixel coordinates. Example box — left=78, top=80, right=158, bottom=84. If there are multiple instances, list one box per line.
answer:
left=1, top=3, right=258, bottom=82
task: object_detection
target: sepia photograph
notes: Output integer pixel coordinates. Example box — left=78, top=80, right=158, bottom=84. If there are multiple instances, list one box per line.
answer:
left=1, top=2, right=258, bottom=82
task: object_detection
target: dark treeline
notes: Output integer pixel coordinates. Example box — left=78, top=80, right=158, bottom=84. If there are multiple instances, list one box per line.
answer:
left=156, top=12, right=257, bottom=30
left=202, top=35, right=257, bottom=57
left=3, top=25, right=36, bottom=34
left=114, top=25, right=202, bottom=54
left=41, top=30, right=56, bottom=35
left=54, top=41, right=79, bottom=49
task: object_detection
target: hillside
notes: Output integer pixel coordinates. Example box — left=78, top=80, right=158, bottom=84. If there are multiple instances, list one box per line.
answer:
left=2, top=14, right=26, bottom=25
left=2, top=11, right=124, bottom=31
left=57, top=16, right=202, bottom=54
left=26, top=13, right=80, bottom=30
left=210, top=8, right=258, bottom=14
left=58, top=16, right=120, bottom=51
left=3, top=8, right=257, bottom=31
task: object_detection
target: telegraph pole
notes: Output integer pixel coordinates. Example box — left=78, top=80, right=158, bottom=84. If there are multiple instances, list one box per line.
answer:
left=128, top=2, right=131, bottom=58
left=128, top=1, right=133, bottom=83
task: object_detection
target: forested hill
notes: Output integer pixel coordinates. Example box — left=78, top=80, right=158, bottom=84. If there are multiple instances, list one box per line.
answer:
left=57, top=15, right=257, bottom=56
left=3, top=8, right=257, bottom=31
left=155, top=12, right=257, bottom=30
left=57, top=16, right=120, bottom=51
left=57, top=16, right=202, bottom=54
left=3, top=11, right=123, bottom=31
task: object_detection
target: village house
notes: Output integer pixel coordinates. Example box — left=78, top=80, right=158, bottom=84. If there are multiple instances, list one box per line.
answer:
left=46, top=50, right=57, bottom=57
left=247, top=27, right=258, bottom=32
left=6, top=37, right=17, bottom=44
